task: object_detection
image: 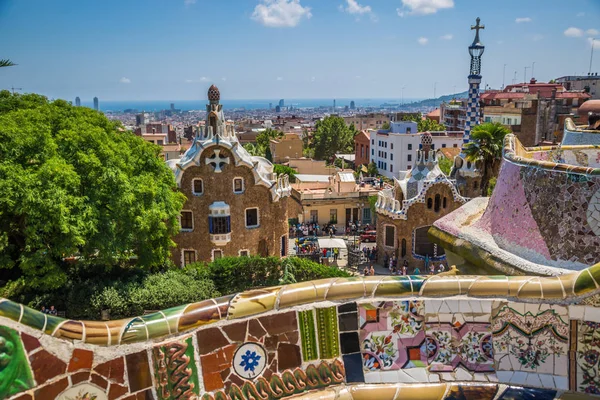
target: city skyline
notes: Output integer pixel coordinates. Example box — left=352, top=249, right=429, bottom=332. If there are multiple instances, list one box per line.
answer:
left=0, top=0, right=599, bottom=101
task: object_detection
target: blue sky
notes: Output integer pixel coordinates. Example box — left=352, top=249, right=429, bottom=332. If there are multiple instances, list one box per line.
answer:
left=0, top=0, right=599, bottom=101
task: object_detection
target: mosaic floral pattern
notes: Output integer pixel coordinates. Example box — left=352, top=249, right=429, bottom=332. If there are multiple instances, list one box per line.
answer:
left=577, top=321, right=600, bottom=394
left=359, top=301, right=426, bottom=371
left=233, top=343, right=266, bottom=379
left=492, top=303, right=568, bottom=377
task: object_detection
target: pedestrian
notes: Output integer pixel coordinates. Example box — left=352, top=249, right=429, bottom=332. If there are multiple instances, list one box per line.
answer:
left=369, top=265, right=375, bottom=276
left=48, top=305, right=57, bottom=316
left=41, top=306, right=47, bottom=314
left=401, top=265, right=407, bottom=276
left=429, top=263, right=435, bottom=275
left=438, top=263, right=445, bottom=273
left=333, top=247, right=339, bottom=261
left=363, top=266, right=369, bottom=276
left=414, top=267, right=421, bottom=275
left=388, top=257, right=393, bottom=273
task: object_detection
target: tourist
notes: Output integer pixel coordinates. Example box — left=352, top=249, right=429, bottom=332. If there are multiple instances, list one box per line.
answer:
left=414, top=267, right=421, bottom=275
left=48, top=305, right=57, bottom=316
left=429, top=263, right=436, bottom=275
left=388, top=257, right=393, bottom=272
left=438, top=263, right=445, bottom=273
left=333, top=248, right=339, bottom=261
left=401, top=265, right=407, bottom=276
left=369, top=265, right=375, bottom=276
left=41, top=306, right=47, bottom=314
left=363, top=266, right=369, bottom=276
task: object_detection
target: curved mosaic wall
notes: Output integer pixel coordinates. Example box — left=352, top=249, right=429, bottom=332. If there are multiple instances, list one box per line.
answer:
left=3, top=265, right=600, bottom=399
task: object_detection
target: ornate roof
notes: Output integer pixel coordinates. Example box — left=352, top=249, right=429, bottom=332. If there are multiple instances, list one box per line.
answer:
left=208, top=85, right=220, bottom=102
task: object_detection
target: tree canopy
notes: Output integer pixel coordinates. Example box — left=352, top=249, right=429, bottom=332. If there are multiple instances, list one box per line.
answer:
left=463, top=122, right=511, bottom=196
left=401, top=113, right=446, bottom=132
left=310, top=116, right=356, bottom=160
left=0, top=91, right=185, bottom=289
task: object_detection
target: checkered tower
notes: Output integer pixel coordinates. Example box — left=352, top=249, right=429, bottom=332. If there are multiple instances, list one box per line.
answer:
left=464, top=17, right=485, bottom=147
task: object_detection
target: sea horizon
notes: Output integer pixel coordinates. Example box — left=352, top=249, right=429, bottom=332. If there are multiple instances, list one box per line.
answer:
left=77, top=97, right=427, bottom=112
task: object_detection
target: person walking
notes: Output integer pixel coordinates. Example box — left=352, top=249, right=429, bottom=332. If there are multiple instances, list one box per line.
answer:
left=363, top=266, right=369, bottom=276
left=438, top=263, right=445, bottom=273
left=414, top=267, right=421, bottom=275
left=369, top=265, right=375, bottom=276
left=333, top=247, right=339, bottom=261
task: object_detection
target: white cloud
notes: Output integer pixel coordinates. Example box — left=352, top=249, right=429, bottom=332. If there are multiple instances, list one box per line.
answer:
left=119, top=77, right=131, bottom=84
left=251, top=0, right=312, bottom=28
left=221, top=77, right=227, bottom=81
left=397, top=0, right=453, bottom=16
left=532, top=34, right=543, bottom=41
left=185, top=77, right=210, bottom=83
left=440, top=34, right=453, bottom=40
left=355, top=75, right=361, bottom=79
left=497, top=40, right=504, bottom=44
left=589, top=38, right=600, bottom=49
left=276, top=77, right=283, bottom=81
left=310, top=76, right=316, bottom=82
left=564, top=27, right=584, bottom=37
left=587, top=28, right=599, bottom=36
left=341, top=0, right=371, bottom=14
left=515, top=17, right=531, bottom=23
left=184, top=0, right=196, bottom=5
left=417, top=37, right=428, bottom=45
left=577, top=12, right=585, bottom=17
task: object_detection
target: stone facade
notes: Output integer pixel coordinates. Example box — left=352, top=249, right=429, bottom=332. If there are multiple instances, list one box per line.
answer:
left=169, top=86, right=292, bottom=265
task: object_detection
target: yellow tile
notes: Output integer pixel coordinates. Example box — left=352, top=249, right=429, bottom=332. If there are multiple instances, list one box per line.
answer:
left=393, top=384, right=447, bottom=400
left=278, top=281, right=318, bottom=308
left=467, top=277, right=511, bottom=297
left=326, top=279, right=365, bottom=301
left=517, top=278, right=543, bottom=299
left=227, top=287, right=279, bottom=319
left=420, top=276, right=461, bottom=296
left=314, top=279, right=336, bottom=301
left=349, top=384, right=399, bottom=400
left=539, top=276, right=566, bottom=299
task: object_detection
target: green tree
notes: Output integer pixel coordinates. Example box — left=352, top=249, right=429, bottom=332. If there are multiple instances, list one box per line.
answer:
left=256, top=128, right=283, bottom=152
left=0, top=59, right=16, bottom=68
left=381, top=121, right=390, bottom=130
left=367, top=161, right=379, bottom=176
left=273, top=164, right=297, bottom=183
left=0, top=91, right=186, bottom=289
left=265, top=146, right=273, bottom=162
left=463, top=122, right=511, bottom=196
left=438, top=155, right=453, bottom=175
left=401, top=112, right=445, bottom=132
left=310, top=116, right=356, bottom=160
left=242, top=143, right=262, bottom=156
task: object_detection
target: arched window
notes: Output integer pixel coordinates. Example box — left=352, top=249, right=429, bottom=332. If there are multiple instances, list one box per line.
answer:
left=427, top=198, right=433, bottom=209
left=473, top=181, right=479, bottom=190
left=413, top=226, right=445, bottom=258
left=434, top=194, right=441, bottom=212
left=443, top=197, right=447, bottom=209
left=401, top=239, right=407, bottom=257
left=467, top=161, right=472, bottom=169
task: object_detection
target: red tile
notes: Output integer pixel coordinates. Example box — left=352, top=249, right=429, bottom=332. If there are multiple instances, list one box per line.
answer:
left=70, top=371, right=90, bottom=384
left=91, top=373, right=109, bottom=390
left=33, top=377, right=68, bottom=400
left=136, top=389, right=155, bottom=399
left=126, top=351, right=152, bottom=392
left=20, top=333, right=41, bottom=353
left=108, top=383, right=129, bottom=400
left=11, top=394, right=33, bottom=400
left=29, top=349, right=67, bottom=384
left=68, top=348, right=94, bottom=372
left=95, top=357, right=125, bottom=383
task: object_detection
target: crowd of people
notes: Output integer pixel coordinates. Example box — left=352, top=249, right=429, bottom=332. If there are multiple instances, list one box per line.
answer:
left=290, top=222, right=338, bottom=238
left=361, top=246, right=378, bottom=262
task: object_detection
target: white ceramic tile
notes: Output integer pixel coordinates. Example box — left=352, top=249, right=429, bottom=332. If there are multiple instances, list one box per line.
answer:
left=584, top=306, right=600, bottom=323
left=538, top=373, right=556, bottom=389
left=403, top=367, right=429, bottom=382
left=554, top=375, right=569, bottom=390
left=473, top=314, right=491, bottom=323
left=445, top=300, right=459, bottom=313
left=455, top=367, right=473, bottom=381
left=525, top=373, right=542, bottom=388
left=428, top=373, right=440, bottom=383
left=438, top=313, right=453, bottom=323
left=509, top=302, right=526, bottom=315
left=487, top=373, right=499, bottom=383
left=378, top=370, right=398, bottom=383
left=438, top=301, right=452, bottom=314
left=396, top=369, right=418, bottom=383
left=469, top=300, right=482, bottom=314
left=439, top=372, right=456, bottom=382
left=496, top=371, right=513, bottom=383
left=458, top=300, right=472, bottom=314
left=569, top=305, right=585, bottom=320
left=364, top=372, right=381, bottom=383
left=424, top=300, right=442, bottom=315
left=524, top=303, right=541, bottom=315
left=473, top=373, right=489, bottom=382
left=510, top=371, right=528, bottom=385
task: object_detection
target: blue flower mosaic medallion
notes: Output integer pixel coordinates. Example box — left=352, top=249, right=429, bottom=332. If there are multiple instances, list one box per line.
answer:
left=232, top=342, right=267, bottom=379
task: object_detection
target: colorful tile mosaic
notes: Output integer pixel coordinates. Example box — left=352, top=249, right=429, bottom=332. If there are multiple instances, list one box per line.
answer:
left=0, top=325, right=34, bottom=399
left=316, top=307, right=340, bottom=359
left=575, top=320, right=600, bottom=394
left=57, top=383, right=108, bottom=400
left=492, top=302, right=569, bottom=382
left=152, top=336, right=200, bottom=399
left=298, top=310, right=318, bottom=362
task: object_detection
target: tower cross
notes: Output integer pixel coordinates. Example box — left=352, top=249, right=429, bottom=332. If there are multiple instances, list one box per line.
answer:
left=471, top=17, right=485, bottom=44
left=206, top=149, right=230, bottom=173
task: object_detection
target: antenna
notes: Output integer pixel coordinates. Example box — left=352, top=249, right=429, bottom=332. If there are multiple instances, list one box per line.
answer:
left=590, top=38, right=596, bottom=75
left=10, top=86, right=22, bottom=94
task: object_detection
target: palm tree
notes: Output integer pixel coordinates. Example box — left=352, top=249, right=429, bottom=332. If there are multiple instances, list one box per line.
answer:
left=0, top=59, right=16, bottom=68
left=463, top=122, right=511, bottom=196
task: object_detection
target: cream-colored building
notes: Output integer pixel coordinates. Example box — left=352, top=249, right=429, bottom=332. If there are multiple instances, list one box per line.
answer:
left=288, top=158, right=335, bottom=175
left=291, top=171, right=379, bottom=228
left=269, top=133, right=303, bottom=163
left=344, top=113, right=391, bottom=131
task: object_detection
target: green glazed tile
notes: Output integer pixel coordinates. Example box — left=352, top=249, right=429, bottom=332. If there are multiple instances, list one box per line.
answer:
left=316, top=307, right=339, bottom=359
left=0, top=300, right=21, bottom=321
left=153, top=336, right=199, bottom=399
left=141, top=311, right=170, bottom=339
left=19, top=307, right=46, bottom=331
left=298, top=310, right=318, bottom=361
left=120, top=317, right=149, bottom=344
left=0, top=325, right=34, bottom=399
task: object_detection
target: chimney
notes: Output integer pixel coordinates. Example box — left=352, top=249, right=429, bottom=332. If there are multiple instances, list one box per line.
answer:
left=530, top=78, right=537, bottom=84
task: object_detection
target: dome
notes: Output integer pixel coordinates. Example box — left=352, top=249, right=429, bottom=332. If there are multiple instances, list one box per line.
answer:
left=420, top=132, right=433, bottom=146
left=208, top=85, right=220, bottom=102
left=578, top=100, right=600, bottom=116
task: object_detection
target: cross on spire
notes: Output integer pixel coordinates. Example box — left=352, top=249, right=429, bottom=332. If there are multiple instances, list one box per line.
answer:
left=471, top=17, right=485, bottom=46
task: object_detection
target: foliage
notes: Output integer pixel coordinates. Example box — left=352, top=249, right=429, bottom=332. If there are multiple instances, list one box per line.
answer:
left=367, top=161, right=379, bottom=176
left=381, top=121, right=390, bottom=130
left=265, top=146, right=273, bottom=161
left=463, top=122, right=511, bottom=196
left=487, top=177, right=497, bottom=196
left=256, top=128, right=284, bottom=150
left=0, top=91, right=186, bottom=289
left=368, top=195, right=378, bottom=224
left=273, top=164, right=297, bottom=183
left=243, top=143, right=262, bottom=156
left=0, top=59, right=16, bottom=68
left=401, top=112, right=445, bottom=132
left=438, top=155, right=453, bottom=175
left=310, top=116, right=356, bottom=160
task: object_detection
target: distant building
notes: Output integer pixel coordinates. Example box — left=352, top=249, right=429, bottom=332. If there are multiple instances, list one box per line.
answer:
left=269, top=103, right=272, bottom=110
left=93, top=97, right=99, bottom=111
left=345, top=105, right=349, bottom=112
left=556, top=74, right=600, bottom=99
left=170, top=103, right=175, bottom=111
left=440, top=99, right=468, bottom=131
left=136, top=113, right=151, bottom=126
left=168, top=85, right=292, bottom=264
left=344, top=113, right=391, bottom=130
left=75, top=97, right=81, bottom=107
left=369, top=121, right=463, bottom=179
left=275, top=105, right=282, bottom=113
left=269, top=133, right=303, bottom=163
left=353, top=130, right=371, bottom=167
left=134, top=123, right=176, bottom=145
left=350, top=100, right=356, bottom=110
left=426, top=108, right=440, bottom=123
left=333, top=99, right=336, bottom=110
left=279, top=99, right=285, bottom=108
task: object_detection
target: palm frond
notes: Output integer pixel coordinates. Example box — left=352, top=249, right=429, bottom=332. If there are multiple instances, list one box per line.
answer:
left=0, top=59, right=16, bottom=68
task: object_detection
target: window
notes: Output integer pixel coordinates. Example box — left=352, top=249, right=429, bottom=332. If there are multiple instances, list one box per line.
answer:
left=443, top=197, right=447, bottom=209
left=233, top=178, right=244, bottom=193
left=391, top=143, right=394, bottom=150
left=431, top=144, right=435, bottom=150
left=434, top=194, right=441, bottom=212
left=372, top=149, right=374, bottom=155
left=246, top=208, right=259, bottom=228
left=330, top=209, right=338, bottom=223
left=239, top=250, right=249, bottom=257
left=453, top=144, right=458, bottom=148
left=407, top=154, right=412, bottom=162
left=362, top=208, right=371, bottom=222
left=157, top=140, right=164, bottom=145
left=467, top=161, right=472, bottom=169
left=390, top=164, right=393, bottom=172
left=401, top=239, right=407, bottom=257
left=385, top=226, right=395, bottom=247
left=406, top=127, right=411, bottom=134
left=473, top=181, right=479, bottom=190
left=427, top=198, right=433, bottom=209
left=183, top=250, right=196, bottom=266
left=372, top=139, right=374, bottom=145
left=210, top=216, right=230, bottom=234
left=212, top=249, right=223, bottom=260
left=180, top=211, right=193, bottom=230
left=390, top=153, right=393, bottom=160
left=310, top=210, right=318, bottom=223
left=507, top=118, right=512, bottom=125
left=408, top=144, right=412, bottom=150
left=413, top=226, right=444, bottom=258
left=281, top=235, right=287, bottom=257
left=407, top=165, right=412, bottom=169
left=442, top=143, right=446, bottom=148
left=192, top=179, right=203, bottom=195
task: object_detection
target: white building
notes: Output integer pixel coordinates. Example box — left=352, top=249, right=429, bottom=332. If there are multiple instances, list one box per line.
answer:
left=369, top=121, right=463, bottom=179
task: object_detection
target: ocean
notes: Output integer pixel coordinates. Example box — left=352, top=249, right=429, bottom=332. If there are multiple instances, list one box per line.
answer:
left=78, top=98, right=425, bottom=112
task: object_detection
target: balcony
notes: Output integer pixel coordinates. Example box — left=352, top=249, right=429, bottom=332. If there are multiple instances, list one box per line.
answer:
left=210, top=233, right=231, bottom=245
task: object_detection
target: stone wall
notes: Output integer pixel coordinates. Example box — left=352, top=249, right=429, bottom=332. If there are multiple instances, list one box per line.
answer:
left=4, top=267, right=600, bottom=399
left=172, top=145, right=290, bottom=263
left=376, top=182, right=466, bottom=270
